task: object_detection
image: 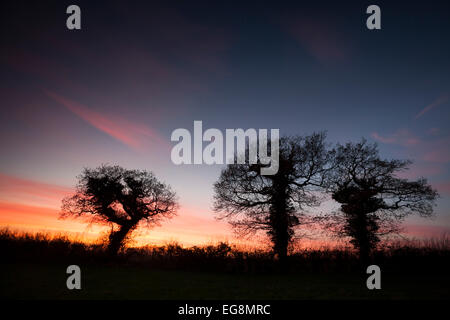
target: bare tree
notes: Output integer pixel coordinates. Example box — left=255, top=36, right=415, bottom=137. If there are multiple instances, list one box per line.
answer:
left=61, top=165, right=178, bottom=255
left=213, top=133, right=333, bottom=261
left=324, top=139, right=439, bottom=262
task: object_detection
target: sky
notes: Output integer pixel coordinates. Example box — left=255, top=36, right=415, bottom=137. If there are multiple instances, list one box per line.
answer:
left=1, top=0, right=449, bottom=247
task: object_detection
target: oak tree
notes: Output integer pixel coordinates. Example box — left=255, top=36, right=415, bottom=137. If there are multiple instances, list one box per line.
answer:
left=213, top=133, right=333, bottom=261
left=61, top=165, right=178, bottom=255
left=325, top=140, right=438, bottom=262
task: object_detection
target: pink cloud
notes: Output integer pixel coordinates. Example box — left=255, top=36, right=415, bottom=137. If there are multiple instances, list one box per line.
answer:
left=371, top=132, right=397, bottom=144
left=44, top=90, right=168, bottom=152
left=415, top=94, right=449, bottom=119
left=372, top=131, right=449, bottom=175
left=0, top=173, right=72, bottom=208
left=371, top=129, right=421, bottom=147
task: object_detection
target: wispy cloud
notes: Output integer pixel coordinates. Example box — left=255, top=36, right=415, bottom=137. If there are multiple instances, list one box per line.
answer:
left=44, top=90, right=168, bottom=152
left=371, top=129, right=421, bottom=147
left=0, top=173, right=72, bottom=208
left=415, top=94, right=449, bottom=119
left=371, top=130, right=450, bottom=178
left=0, top=201, right=61, bottom=230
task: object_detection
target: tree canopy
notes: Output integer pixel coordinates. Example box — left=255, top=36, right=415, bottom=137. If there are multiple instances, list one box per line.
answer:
left=61, top=165, right=178, bottom=255
left=213, top=133, right=334, bottom=259
left=324, top=139, right=439, bottom=261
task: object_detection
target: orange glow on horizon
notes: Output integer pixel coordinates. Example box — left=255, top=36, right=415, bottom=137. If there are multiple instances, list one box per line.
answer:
left=0, top=172, right=238, bottom=247
left=0, top=200, right=241, bottom=247
left=1, top=172, right=447, bottom=249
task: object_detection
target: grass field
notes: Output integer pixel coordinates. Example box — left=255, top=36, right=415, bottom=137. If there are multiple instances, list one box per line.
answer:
left=1, top=229, right=449, bottom=300
left=2, top=263, right=449, bottom=300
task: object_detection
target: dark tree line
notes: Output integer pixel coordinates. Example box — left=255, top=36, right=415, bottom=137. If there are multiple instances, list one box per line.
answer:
left=213, top=133, right=439, bottom=262
left=61, top=133, right=438, bottom=262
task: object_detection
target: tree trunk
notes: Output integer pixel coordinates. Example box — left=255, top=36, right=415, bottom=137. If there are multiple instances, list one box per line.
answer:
left=269, top=175, right=291, bottom=265
left=352, top=212, right=375, bottom=268
left=108, top=222, right=135, bottom=256
left=358, top=242, right=370, bottom=268
left=343, top=201, right=376, bottom=268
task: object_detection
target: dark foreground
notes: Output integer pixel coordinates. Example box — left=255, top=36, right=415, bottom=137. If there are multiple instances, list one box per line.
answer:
left=2, top=229, right=450, bottom=300
left=1, top=262, right=449, bottom=300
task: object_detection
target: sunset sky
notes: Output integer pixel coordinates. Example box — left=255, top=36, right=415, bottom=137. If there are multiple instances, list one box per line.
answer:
left=1, top=1, right=449, bottom=247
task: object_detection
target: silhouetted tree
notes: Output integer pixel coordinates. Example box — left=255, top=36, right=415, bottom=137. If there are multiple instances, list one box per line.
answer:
left=324, top=139, right=439, bottom=263
left=61, top=165, right=178, bottom=255
left=213, top=133, right=333, bottom=261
